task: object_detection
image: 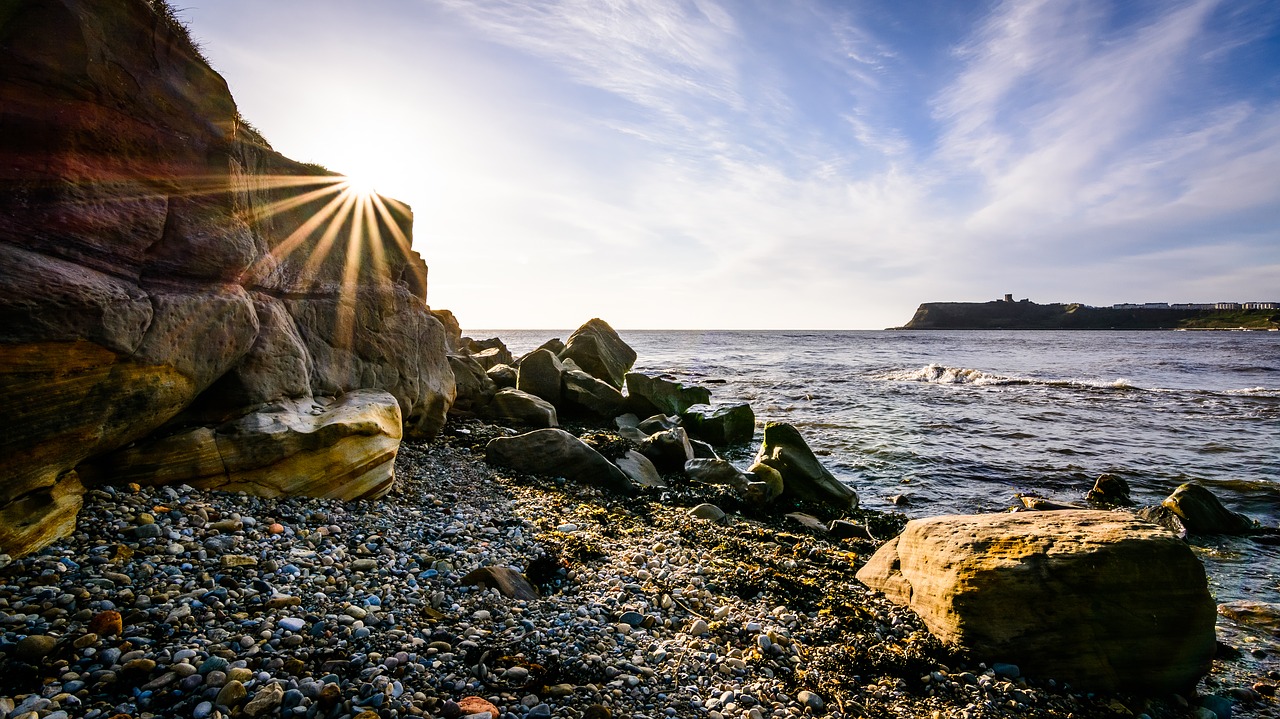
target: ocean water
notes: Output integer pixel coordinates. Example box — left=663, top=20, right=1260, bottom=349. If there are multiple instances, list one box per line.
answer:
left=483, top=329, right=1280, bottom=614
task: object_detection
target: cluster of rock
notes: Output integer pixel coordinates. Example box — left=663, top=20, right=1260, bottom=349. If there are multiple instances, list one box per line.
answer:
left=458, top=320, right=858, bottom=515
left=0, top=0, right=456, bottom=557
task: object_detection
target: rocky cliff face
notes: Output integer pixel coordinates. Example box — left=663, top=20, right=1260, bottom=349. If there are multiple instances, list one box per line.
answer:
left=0, top=0, right=455, bottom=556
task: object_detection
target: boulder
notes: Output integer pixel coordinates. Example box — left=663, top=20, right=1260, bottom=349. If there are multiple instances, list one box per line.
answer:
left=562, top=369, right=625, bottom=417
left=753, top=423, right=857, bottom=509
left=639, top=427, right=695, bottom=472
left=483, top=388, right=558, bottom=428
left=80, top=390, right=402, bottom=500
left=470, top=344, right=514, bottom=370
left=516, top=349, right=565, bottom=405
left=0, top=0, right=455, bottom=554
left=625, top=373, right=711, bottom=417
left=447, top=354, right=497, bottom=416
left=682, top=404, right=755, bottom=445
left=615, top=413, right=640, bottom=429
left=559, top=319, right=636, bottom=388
left=746, top=462, right=784, bottom=502
left=1085, top=473, right=1133, bottom=507
left=1162, top=482, right=1256, bottom=534
left=689, top=438, right=719, bottom=459
left=487, top=363, right=518, bottom=388
left=856, top=510, right=1216, bottom=693
left=683, top=459, right=750, bottom=491
left=616, top=450, right=667, bottom=489
left=638, top=414, right=680, bottom=435
left=429, top=308, right=462, bottom=352
left=516, top=338, right=565, bottom=366
left=485, top=429, right=633, bottom=493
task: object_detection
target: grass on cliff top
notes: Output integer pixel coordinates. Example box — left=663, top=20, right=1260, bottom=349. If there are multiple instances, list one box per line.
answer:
left=1175, top=310, right=1280, bottom=330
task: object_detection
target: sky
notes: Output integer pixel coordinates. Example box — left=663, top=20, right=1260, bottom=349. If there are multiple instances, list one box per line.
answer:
left=179, top=0, right=1280, bottom=329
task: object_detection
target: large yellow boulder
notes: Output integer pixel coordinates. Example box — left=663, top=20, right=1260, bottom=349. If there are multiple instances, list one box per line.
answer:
left=856, top=510, right=1215, bottom=693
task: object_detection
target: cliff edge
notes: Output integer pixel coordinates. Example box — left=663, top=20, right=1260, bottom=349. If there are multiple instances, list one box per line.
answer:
left=0, top=0, right=455, bottom=556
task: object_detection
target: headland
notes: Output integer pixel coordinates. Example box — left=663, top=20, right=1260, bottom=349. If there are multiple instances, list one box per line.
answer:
left=898, top=296, right=1280, bottom=330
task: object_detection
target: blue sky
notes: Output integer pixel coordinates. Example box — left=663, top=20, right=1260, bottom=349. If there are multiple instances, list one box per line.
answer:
left=181, top=0, right=1280, bottom=329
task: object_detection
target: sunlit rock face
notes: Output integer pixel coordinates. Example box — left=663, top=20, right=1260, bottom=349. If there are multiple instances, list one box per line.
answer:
left=0, top=0, right=454, bottom=556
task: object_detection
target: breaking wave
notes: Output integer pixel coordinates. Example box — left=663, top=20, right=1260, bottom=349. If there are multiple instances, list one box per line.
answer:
left=877, top=363, right=1132, bottom=390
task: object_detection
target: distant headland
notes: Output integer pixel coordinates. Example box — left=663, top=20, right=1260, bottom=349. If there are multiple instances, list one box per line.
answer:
left=897, top=295, right=1280, bottom=330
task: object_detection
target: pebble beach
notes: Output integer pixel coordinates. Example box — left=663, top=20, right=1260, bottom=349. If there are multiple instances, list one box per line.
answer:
left=0, top=419, right=1276, bottom=719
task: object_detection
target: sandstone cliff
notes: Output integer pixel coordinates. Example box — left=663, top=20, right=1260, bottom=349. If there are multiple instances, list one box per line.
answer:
left=0, top=0, right=455, bottom=556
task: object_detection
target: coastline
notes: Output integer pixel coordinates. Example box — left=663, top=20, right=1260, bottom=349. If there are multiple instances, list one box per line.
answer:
left=0, top=416, right=1273, bottom=719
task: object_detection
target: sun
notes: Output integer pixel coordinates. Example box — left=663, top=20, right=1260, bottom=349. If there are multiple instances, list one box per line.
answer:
left=339, top=173, right=379, bottom=198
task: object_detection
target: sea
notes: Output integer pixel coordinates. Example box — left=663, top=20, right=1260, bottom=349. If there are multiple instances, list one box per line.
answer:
left=483, top=329, right=1280, bottom=635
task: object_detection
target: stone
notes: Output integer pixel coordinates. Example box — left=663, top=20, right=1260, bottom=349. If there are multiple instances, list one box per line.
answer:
left=559, top=319, right=636, bottom=388
left=856, top=510, right=1216, bottom=693
left=216, top=679, right=248, bottom=707
left=16, top=634, right=57, bottom=661
left=516, top=338, right=565, bottom=366
left=458, top=697, right=501, bottom=717
left=745, top=462, right=784, bottom=502
left=460, top=566, right=539, bottom=600
left=88, top=610, right=122, bottom=637
left=485, top=429, right=633, bottom=492
left=562, top=368, right=625, bottom=417
left=637, top=414, right=680, bottom=434
left=828, top=520, right=874, bottom=540
left=683, top=459, right=750, bottom=491
left=785, top=512, right=827, bottom=532
left=430, top=308, right=462, bottom=352
left=447, top=354, right=497, bottom=416
left=244, top=682, right=284, bottom=717
left=516, top=349, right=565, bottom=405
left=1085, top=473, right=1133, bottom=507
left=753, top=423, right=857, bottom=508
left=639, top=427, right=695, bottom=472
left=616, top=450, right=667, bottom=489
left=624, top=373, right=711, bottom=417
left=486, top=363, right=518, bottom=389
left=682, top=404, right=755, bottom=445
left=1162, top=482, right=1256, bottom=534
left=689, top=438, right=719, bottom=459
left=689, top=503, right=728, bottom=524
left=482, top=388, right=558, bottom=428
left=81, top=390, right=402, bottom=501
left=469, top=345, right=514, bottom=371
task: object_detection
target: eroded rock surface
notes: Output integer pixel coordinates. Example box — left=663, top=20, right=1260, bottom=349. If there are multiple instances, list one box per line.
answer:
left=485, top=429, right=633, bottom=493
left=0, top=0, right=455, bottom=554
left=856, top=510, right=1216, bottom=693
left=754, top=422, right=857, bottom=509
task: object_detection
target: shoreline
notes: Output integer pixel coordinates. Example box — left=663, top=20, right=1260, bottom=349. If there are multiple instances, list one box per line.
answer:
left=1, top=417, right=1275, bottom=719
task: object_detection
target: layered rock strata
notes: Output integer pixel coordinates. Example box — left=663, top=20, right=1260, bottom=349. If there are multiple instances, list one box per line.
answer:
left=0, top=0, right=454, bottom=555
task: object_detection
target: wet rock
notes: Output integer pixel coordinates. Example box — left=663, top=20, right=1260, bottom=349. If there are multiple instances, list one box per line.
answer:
left=216, top=679, right=248, bottom=707
left=754, top=423, right=857, bottom=509
left=857, top=510, right=1215, bottom=693
left=684, top=459, right=750, bottom=491
left=682, top=404, right=755, bottom=445
left=1085, top=473, right=1133, bottom=506
left=486, top=428, right=633, bottom=492
left=639, top=427, right=695, bottom=472
left=1162, top=482, right=1256, bottom=534
left=624, top=372, right=711, bottom=417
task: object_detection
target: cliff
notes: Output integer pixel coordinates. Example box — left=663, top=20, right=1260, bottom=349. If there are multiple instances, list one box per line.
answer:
left=0, top=0, right=455, bottom=556
left=900, top=302, right=1280, bottom=330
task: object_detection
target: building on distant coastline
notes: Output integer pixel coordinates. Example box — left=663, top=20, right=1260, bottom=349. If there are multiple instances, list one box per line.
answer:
left=1111, top=301, right=1274, bottom=310
left=1003, top=293, right=1014, bottom=302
